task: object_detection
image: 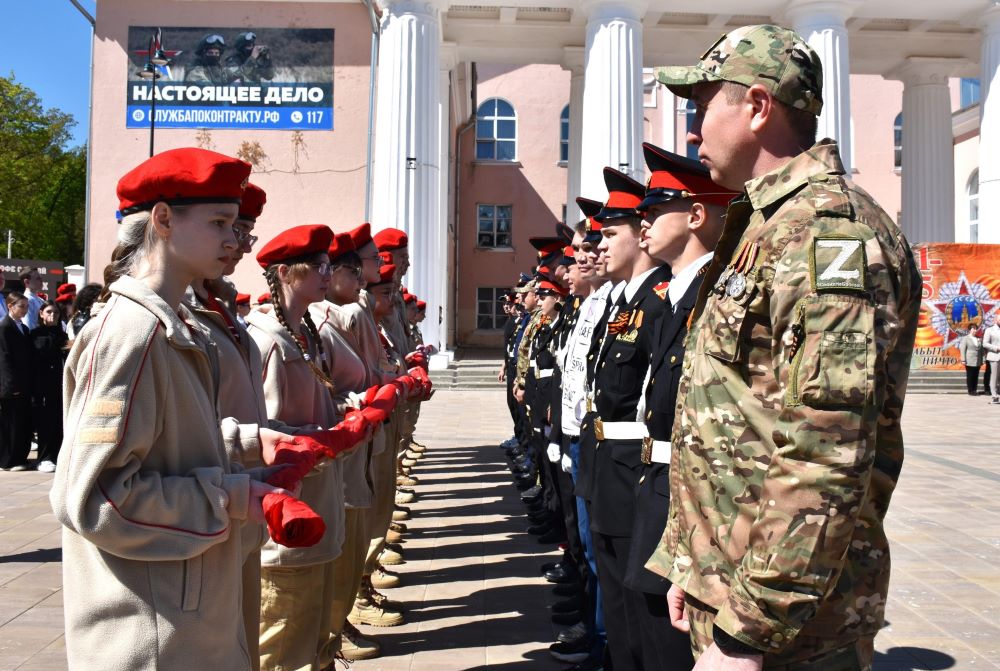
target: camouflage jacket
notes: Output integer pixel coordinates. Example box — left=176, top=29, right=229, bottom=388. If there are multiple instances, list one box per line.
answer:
left=646, top=140, right=920, bottom=657
left=514, top=309, right=543, bottom=389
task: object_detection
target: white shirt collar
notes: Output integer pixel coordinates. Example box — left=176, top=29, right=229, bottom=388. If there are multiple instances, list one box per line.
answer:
left=623, top=266, right=661, bottom=304
left=609, top=280, right=627, bottom=304
left=667, top=252, right=715, bottom=309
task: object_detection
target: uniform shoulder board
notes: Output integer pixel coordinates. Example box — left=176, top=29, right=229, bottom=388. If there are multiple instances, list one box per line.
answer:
left=806, top=174, right=852, bottom=218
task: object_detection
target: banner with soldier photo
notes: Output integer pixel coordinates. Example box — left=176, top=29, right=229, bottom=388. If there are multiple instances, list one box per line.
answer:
left=125, top=26, right=334, bottom=130
left=912, top=243, right=1000, bottom=370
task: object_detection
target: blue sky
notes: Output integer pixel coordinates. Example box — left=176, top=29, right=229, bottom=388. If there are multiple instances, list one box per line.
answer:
left=2, top=1, right=97, bottom=147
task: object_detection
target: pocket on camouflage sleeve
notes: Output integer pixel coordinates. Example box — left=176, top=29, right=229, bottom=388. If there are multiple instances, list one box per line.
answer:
left=792, top=294, right=875, bottom=407
left=703, top=281, right=758, bottom=364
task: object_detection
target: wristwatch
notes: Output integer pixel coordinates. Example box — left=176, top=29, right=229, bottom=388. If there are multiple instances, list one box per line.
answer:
left=713, top=626, right=764, bottom=656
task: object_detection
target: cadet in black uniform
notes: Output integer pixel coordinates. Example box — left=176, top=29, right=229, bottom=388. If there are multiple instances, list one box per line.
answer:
left=587, top=167, right=672, bottom=671
left=623, top=143, right=735, bottom=669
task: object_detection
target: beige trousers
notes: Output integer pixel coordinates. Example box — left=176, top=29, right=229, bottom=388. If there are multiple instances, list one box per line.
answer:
left=328, top=508, right=369, bottom=638
left=364, top=415, right=400, bottom=574
left=259, top=562, right=337, bottom=671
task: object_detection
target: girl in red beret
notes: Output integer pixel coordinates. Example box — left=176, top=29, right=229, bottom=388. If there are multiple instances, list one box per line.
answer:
left=308, top=234, right=396, bottom=658
left=246, top=224, right=351, bottom=670
left=50, top=148, right=291, bottom=671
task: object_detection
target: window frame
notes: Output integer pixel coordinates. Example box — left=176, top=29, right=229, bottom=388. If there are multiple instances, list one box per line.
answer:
left=893, top=112, right=903, bottom=172
left=476, top=203, right=513, bottom=249
left=476, top=98, right=518, bottom=162
left=475, top=287, right=509, bottom=331
left=969, top=169, right=979, bottom=243
left=559, top=104, right=570, bottom=164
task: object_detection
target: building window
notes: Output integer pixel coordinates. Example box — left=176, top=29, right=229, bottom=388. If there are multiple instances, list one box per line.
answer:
left=969, top=169, right=979, bottom=243
left=683, top=99, right=698, bottom=161
left=961, top=78, right=981, bottom=108
left=476, top=287, right=508, bottom=330
left=560, top=105, right=570, bottom=163
left=477, top=204, right=512, bottom=248
left=476, top=98, right=517, bottom=161
left=893, top=112, right=902, bottom=171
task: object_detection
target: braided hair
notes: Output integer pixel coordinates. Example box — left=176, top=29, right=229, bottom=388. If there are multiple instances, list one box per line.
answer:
left=264, top=264, right=336, bottom=392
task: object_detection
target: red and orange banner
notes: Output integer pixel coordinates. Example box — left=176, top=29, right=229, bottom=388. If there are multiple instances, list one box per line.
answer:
left=912, top=244, right=1000, bottom=370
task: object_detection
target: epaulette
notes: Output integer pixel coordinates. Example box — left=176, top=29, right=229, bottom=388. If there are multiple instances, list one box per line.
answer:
left=805, top=174, right=853, bottom=219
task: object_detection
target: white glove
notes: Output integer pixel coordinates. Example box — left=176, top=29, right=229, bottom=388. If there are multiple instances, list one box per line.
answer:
left=561, top=453, right=573, bottom=474
left=546, top=442, right=561, bottom=463
left=345, top=391, right=365, bottom=409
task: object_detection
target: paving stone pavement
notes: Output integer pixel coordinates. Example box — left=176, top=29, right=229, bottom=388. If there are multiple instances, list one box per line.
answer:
left=0, top=390, right=998, bottom=670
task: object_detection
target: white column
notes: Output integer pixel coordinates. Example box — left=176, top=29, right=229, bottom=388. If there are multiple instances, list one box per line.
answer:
left=371, top=0, right=443, bottom=346
left=563, top=47, right=585, bottom=225
left=891, top=57, right=959, bottom=243
left=980, top=4, right=1000, bottom=243
left=430, top=43, right=456, bottom=365
left=786, top=0, right=856, bottom=171
left=659, top=84, right=677, bottom=154
left=579, top=0, right=646, bottom=199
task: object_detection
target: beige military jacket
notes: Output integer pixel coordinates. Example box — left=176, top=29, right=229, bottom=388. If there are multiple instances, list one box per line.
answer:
left=247, top=309, right=347, bottom=567
left=647, top=141, right=921, bottom=657
left=51, top=276, right=259, bottom=670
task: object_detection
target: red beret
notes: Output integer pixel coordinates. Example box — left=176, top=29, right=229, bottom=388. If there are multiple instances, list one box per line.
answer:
left=56, top=292, right=75, bottom=304
left=57, top=283, right=77, bottom=296
left=416, top=300, right=426, bottom=310
left=235, top=292, right=251, bottom=305
left=257, top=292, right=271, bottom=304
left=256, top=224, right=334, bottom=269
left=117, top=148, right=252, bottom=215
left=402, top=293, right=416, bottom=304
left=348, top=223, right=373, bottom=249
left=239, top=183, right=267, bottom=221
left=328, top=232, right=356, bottom=261
left=373, top=228, right=408, bottom=251
left=378, top=251, right=393, bottom=264
left=370, top=263, right=397, bottom=286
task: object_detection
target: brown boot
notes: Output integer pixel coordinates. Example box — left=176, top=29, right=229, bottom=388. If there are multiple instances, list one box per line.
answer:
left=371, top=566, right=402, bottom=589
left=340, top=622, right=381, bottom=660
left=349, top=581, right=404, bottom=627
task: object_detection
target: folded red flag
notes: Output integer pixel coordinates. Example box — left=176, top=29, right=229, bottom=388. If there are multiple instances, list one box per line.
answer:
left=268, top=438, right=319, bottom=490
left=360, top=383, right=401, bottom=423
left=262, top=492, right=326, bottom=548
left=303, top=412, right=370, bottom=460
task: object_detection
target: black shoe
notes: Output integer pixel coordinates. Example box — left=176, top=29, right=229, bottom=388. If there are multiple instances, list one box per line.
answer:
left=553, top=582, right=580, bottom=597
left=515, top=476, right=537, bottom=491
left=519, top=485, right=542, bottom=501
left=540, top=561, right=561, bottom=574
left=538, top=528, right=568, bottom=544
left=566, top=655, right=604, bottom=671
left=557, top=622, right=587, bottom=644
left=552, top=595, right=583, bottom=613
left=527, top=521, right=553, bottom=535
left=544, top=565, right=577, bottom=583
left=549, top=636, right=592, bottom=664
left=551, top=610, right=583, bottom=626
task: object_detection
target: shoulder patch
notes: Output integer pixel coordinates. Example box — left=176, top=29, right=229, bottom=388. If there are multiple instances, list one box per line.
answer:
left=811, top=237, right=866, bottom=292
left=654, top=281, right=670, bottom=300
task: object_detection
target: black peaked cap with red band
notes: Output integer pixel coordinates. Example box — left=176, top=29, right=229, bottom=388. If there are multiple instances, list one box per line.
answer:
left=594, top=167, right=645, bottom=224
left=639, top=142, right=739, bottom=211
left=576, top=197, right=604, bottom=242
left=530, top=236, right=566, bottom=266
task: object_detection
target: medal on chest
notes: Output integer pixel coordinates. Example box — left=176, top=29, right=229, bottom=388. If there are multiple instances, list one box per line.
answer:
left=716, top=240, right=760, bottom=300
left=616, top=308, right=643, bottom=343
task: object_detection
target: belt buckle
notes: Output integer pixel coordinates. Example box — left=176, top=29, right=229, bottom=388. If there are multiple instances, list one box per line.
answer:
left=640, top=436, right=653, bottom=465
left=594, top=418, right=605, bottom=442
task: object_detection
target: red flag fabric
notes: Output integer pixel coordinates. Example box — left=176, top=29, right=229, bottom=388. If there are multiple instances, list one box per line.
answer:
left=262, top=492, right=326, bottom=548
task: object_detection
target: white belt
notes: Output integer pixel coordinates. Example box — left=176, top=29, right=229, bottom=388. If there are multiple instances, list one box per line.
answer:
left=537, top=369, right=553, bottom=379
left=595, top=420, right=648, bottom=441
left=649, top=440, right=671, bottom=464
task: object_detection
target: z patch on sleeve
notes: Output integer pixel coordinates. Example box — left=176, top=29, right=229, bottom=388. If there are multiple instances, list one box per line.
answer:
left=811, top=237, right=866, bottom=292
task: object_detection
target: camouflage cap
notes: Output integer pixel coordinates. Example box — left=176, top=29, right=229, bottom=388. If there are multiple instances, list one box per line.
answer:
left=656, top=24, right=823, bottom=116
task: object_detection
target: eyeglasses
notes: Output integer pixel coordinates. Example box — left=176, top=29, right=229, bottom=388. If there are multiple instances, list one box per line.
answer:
left=309, top=262, right=332, bottom=276
left=233, top=227, right=259, bottom=249
left=360, top=254, right=384, bottom=267
left=334, top=264, right=364, bottom=280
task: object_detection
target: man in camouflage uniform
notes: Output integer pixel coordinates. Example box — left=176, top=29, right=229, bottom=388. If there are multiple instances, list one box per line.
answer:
left=647, top=24, right=921, bottom=670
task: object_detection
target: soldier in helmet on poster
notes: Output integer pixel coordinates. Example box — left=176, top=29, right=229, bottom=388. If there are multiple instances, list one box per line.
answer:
left=185, top=33, right=238, bottom=85
left=226, top=32, right=275, bottom=84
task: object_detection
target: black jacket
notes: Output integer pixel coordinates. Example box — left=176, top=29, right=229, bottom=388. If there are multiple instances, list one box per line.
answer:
left=0, top=316, right=33, bottom=398
left=625, top=271, right=705, bottom=593
left=589, top=264, right=672, bottom=536
left=30, top=324, right=67, bottom=398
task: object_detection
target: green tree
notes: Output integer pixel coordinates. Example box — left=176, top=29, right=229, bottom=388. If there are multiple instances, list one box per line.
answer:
left=0, top=73, right=86, bottom=264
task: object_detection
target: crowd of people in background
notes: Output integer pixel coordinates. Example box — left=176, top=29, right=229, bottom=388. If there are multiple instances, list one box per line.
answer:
left=960, top=322, right=1000, bottom=401
left=0, top=270, right=102, bottom=473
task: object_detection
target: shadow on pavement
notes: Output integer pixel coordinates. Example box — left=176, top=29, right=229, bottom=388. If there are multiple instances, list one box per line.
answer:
left=0, top=547, right=62, bottom=563
left=874, top=647, right=955, bottom=670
